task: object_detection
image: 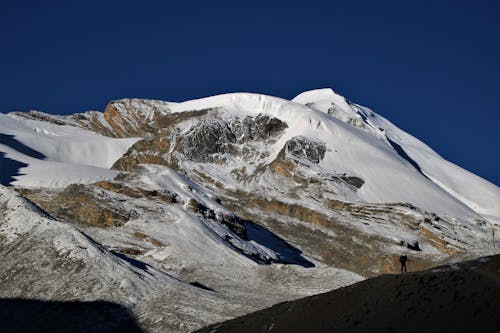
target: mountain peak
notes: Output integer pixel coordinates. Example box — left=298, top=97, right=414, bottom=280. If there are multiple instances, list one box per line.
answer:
left=292, top=88, right=338, bottom=104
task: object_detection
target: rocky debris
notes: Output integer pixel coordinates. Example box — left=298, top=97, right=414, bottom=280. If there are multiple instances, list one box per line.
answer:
left=0, top=184, right=356, bottom=332
left=197, top=255, right=500, bottom=333
left=326, top=199, right=466, bottom=255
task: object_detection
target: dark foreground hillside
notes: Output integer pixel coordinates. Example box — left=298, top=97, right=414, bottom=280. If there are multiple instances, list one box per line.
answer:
left=0, top=299, right=143, bottom=333
left=197, top=254, right=500, bottom=333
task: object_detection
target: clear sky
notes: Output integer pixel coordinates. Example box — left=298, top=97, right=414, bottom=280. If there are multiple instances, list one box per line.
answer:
left=1, top=0, right=499, bottom=185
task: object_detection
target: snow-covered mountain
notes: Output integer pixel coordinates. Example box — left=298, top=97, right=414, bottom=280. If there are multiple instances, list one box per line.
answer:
left=1, top=88, right=499, bottom=332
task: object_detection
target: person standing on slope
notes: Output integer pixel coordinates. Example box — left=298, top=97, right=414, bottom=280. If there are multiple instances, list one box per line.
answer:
left=399, top=255, right=409, bottom=273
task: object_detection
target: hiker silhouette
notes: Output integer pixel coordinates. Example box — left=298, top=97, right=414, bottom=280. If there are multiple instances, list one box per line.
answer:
left=399, top=255, right=409, bottom=273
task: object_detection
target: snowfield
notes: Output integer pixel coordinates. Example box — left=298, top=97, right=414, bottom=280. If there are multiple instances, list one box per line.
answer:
left=0, top=112, right=139, bottom=187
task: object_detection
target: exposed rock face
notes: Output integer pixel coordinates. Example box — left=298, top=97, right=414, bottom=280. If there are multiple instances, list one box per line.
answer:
left=269, top=149, right=298, bottom=178
left=10, top=110, right=116, bottom=137
left=230, top=114, right=289, bottom=142
left=95, top=100, right=221, bottom=139
left=113, top=113, right=288, bottom=168
left=96, top=102, right=474, bottom=277
left=285, top=136, right=326, bottom=164
left=339, top=176, right=364, bottom=189
left=99, top=101, right=213, bottom=138
left=71, top=111, right=118, bottom=137
left=177, top=114, right=287, bottom=163
left=93, top=180, right=178, bottom=203
left=180, top=118, right=237, bottom=163
left=102, top=98, right=171, bottom=137
left=268, top=139, right=364, bottom=190
left=112, top=135, right=173, bottom=171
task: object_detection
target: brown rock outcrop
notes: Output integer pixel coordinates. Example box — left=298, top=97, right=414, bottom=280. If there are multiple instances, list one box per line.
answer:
left=18, top=184, right=136, bottom=228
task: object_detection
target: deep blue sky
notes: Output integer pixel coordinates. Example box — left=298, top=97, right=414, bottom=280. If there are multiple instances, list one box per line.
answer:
left=1, top=0, right=499, bottom=185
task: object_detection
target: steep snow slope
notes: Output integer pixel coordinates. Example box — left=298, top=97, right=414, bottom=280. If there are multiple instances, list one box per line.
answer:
left=0, top=113, right=139, bottom=187
left=292, top=88, right=500, bottom=222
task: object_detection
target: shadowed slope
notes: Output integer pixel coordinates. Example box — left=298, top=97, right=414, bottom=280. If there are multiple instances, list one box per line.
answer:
left=197, top=255, right=500, bottom=333
left=0, top=152, right=28, bottom=186
left=0, top=299, right=143, bottom=333
left=0, top=133, right=46, bottom=185
left=0, top=133, right=46, bottom=159
left=244, top=220, right=314, bottom=267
